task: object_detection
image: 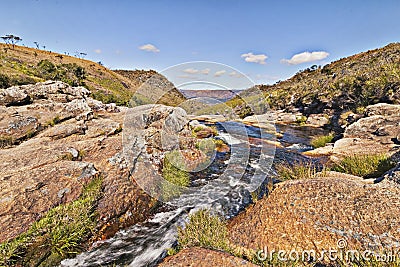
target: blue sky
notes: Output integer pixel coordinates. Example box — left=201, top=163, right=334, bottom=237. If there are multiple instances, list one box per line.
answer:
left=1, top=0, right=400, bottom=87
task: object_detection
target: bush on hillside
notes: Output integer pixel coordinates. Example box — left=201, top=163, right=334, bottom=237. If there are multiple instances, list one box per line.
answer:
left=36, top=59, right=86, bottom=86
left=0, top=73, right=10, bottom=88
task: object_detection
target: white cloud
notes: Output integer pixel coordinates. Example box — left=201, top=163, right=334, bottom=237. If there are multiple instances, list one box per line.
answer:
left=138, top=43, right=160, bottom=53
left=183, top=68, right=199, bottom=74
left=94, top=49, right=102, bottom=54
left=281, top=51, right=329, bottom=65
left=229, top=71, right=244, bottom=78
left=241, top=52, right=268, bottom=64
left=200, top=68, right=210, bottom=75
left=182, top=68, right=210, bottom=75
left=229, top=71, right=237, bottom=76
left=214, top=70, right=226, bottom=77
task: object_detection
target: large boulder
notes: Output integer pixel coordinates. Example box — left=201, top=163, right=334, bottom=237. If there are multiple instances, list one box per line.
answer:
left=158, top=247, right=258, bottom=267
left=344, top=104, right=400, bottom=144
left=0, top=86, right=30, bottom=106
left=229, top=175, right=400, bottom=254
left=305, top=104, right=400, bottom=157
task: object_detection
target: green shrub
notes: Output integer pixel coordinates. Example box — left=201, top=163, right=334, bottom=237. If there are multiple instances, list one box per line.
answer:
left=195, top=138, right=215, bottom=153
left=310, top=133, right=334, bottom=148
left=0, top=135, right=14, bottom=148
left=45, top=115, right=61, bottom=127
left=88, top=77, right=131, bottom=106
left=0, top=73, right=10, bottom=88
left=330, top=153, right=395, bottom=178
left=36, top=60, right=86, bottom=87
left=90, top=90, right=130, bottom=106
left=192, top=126, right=204, bottom=133
left=295, top=115, right=308, bottom=125
left=0, top=177, right=103, bottom=266
left=37, top=59, right=56, bottom=75
left=161, top=150, right=190, bottom=200
left=177, top=209, right=230, bottom=251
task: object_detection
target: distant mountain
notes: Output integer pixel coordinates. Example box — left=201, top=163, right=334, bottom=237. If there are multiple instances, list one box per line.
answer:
left=0, top=43, right=185, bottom=106
left=180, top=89, right=243, bottom=102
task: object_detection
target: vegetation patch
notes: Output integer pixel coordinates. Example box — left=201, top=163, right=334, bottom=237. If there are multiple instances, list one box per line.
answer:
left=0, top=135, right=14, bottom=148
left=275, top=160, right=325, bottom=180
left=295, top=115, right=308, bottom=125
left=0, top=177, right=103, bottom=266
left=177, top=209, right=230, bottom=251
left=161, top=150, right=190, bottom=201
left=44, top=115, right=61, bottom=127
left=36, top=59, right=86, bottom=87
left=310, top=133, right=334, bottom=148
left=195, top=139, right=215, bottom=153
left=330, top=153, right=395, bottom=178
left=88, top=76, right=132, bottom=106
left=0, top=73, right=10, bottom=88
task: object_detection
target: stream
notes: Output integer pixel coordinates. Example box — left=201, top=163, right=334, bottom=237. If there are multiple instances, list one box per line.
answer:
left=61, top=122, right=328, bottom=267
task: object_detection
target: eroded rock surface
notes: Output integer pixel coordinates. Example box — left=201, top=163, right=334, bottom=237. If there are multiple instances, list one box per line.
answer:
left=228, top=175, right=400, bottom=253
left=158, top=247, right=258, bottom=267
left=0, top=81, right=195, bottom=245
left=305, top=103, right=400, bottom=157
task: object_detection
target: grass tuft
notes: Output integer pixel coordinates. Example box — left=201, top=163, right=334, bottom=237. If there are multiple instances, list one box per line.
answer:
left=275, top=161, right=325, bottom=181
left=161, top=150, right=190, bottom=201
left=330, top=153, right=395, bottom=178
left=45, top=115, right=61, bottom=127
left=310, top=133, right=334, bottom=148
left=0, top=177, right=103, bottom=266
left=177, top=209, right=230, bottom=251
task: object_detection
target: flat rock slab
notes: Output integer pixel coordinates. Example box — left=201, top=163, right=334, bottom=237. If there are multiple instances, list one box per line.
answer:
left=229, top=176, right=400, bottom=253
left=158, top=247, right=258, bottom=267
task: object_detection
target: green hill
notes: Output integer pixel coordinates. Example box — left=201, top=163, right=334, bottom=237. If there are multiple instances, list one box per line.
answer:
left=258, top=43, right=400, bottom=114
left=0, top=43, right=185, bottom=106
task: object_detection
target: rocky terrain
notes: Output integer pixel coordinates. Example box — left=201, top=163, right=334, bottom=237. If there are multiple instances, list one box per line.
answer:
left=0, top=81, right=197, bottom=265
left=1, top=42, right=400, bottom=266
left=159, top=44, right=400, bottom=266
left=0, top=44, right=185, bottom=106
left=304, top=103, right=400, bottom=157
left=159, top=247, right=258, bottom=267
left=180, top=89, right=243, bottom=102
left=159, top=102, right=400, bottom=266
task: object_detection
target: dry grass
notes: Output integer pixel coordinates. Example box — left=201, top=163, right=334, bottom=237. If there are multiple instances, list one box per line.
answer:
left=0, top=43, right=185, bottom=106
left=275, top=160, right=326, bottom=181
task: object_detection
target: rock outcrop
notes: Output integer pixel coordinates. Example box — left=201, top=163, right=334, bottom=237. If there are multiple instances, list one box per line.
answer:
left=158, top=247, right=258, bottom=267
left=228, top=175, right=400, bottom=254
left=305, top=103, right=400, bottom=157
left=0, top=81, right=195, bottom=254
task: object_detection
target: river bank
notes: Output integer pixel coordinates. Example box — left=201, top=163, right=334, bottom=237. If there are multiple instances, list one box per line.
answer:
left=1, top=81, right=400, bottom=266
left=160, top=104, right=400, bottom=266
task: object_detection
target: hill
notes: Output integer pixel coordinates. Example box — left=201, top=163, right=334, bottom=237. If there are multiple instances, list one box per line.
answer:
left=114, top=69, right=185, bottom=107
left=180, top=89, right=243, bottom=102
left=258, top=43, right=400, bottom=114
left=0, top=43, right=185, bottom=106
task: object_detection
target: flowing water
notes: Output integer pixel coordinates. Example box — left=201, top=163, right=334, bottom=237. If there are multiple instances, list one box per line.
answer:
left=61, top=122, right=328, bottom=267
